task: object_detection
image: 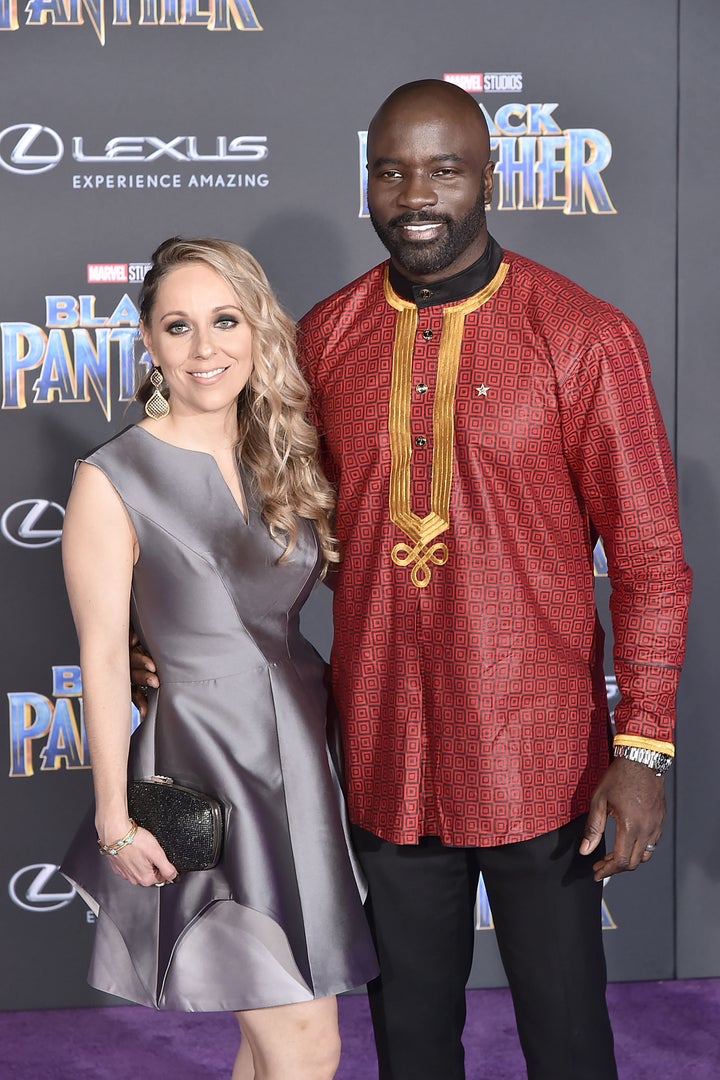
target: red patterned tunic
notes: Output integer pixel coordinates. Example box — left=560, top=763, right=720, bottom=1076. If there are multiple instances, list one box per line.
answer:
left=298, top=250, right=691, bottom=846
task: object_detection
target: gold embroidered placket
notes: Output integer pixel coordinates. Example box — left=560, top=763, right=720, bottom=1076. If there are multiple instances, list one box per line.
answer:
left=384, top=262, right=509, bottom=587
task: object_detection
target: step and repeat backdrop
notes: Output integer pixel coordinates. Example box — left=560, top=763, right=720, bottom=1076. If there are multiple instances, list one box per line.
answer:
left=1, top=0, right=717, bottom=1008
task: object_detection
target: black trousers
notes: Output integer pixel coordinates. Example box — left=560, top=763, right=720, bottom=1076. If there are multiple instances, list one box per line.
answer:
left=352, top=816, right=618, bottom=1080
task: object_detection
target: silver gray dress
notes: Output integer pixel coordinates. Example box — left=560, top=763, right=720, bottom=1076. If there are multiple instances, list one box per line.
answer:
left=61, top=425, right=378, bottom=1011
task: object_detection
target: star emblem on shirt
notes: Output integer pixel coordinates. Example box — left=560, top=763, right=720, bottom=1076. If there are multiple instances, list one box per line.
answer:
left=475, top=383, right=489, bottom=397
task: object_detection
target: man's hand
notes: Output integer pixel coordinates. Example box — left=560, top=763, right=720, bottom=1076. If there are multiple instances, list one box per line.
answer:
left=579, top=756, right=665, bottom=882
left=130, top=630, right=158, bottom=719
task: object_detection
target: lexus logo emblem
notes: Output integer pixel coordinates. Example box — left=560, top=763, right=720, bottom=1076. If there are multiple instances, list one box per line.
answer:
left=1, top=499, right=65, bottom=548
left=8, top=864, right=76, bottom=912
left=0, top=123, right=64, bottom=175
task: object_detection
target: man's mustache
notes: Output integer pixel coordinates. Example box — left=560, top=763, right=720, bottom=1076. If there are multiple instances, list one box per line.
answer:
left=388, top=212, right=451, bottom=228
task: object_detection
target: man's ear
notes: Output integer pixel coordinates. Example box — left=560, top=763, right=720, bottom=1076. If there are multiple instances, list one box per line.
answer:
left=483, top=160, right=496, bottom=209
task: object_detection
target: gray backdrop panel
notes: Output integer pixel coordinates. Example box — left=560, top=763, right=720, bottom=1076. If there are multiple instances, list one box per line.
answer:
left=0, top=0, right=709, bottom=1009
left=675, top=0, right=720, bottom=978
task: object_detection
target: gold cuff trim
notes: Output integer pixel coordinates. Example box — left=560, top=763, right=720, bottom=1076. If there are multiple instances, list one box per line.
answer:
left=613, top=734, right=675, bottom=758
left=384, top=261, right=509, bottom=587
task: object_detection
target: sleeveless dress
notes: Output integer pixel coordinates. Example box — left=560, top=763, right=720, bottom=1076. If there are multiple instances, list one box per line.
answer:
left=61, top=424, right=378, bottom=1011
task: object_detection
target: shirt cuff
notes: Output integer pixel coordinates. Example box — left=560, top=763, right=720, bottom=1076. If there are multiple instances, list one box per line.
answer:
left=613, top=733, right=675, bottom=758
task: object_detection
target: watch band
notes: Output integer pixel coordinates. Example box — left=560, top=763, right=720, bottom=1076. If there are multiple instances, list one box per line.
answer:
left=613, top=744, right=673, bottom=776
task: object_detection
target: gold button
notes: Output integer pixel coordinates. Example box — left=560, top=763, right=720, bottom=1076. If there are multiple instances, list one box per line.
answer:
left=416, top=382, right=429, bottom=394
left=422, top=329, right=433, bottom=341
left=415, top=435, right=427, bottom=448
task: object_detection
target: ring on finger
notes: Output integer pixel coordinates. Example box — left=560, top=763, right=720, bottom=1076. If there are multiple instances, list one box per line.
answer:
left=644, top=843, right=657, bottom=852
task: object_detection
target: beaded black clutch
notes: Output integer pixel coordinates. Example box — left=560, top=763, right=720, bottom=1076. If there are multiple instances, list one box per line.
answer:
left=127, top=775, right=224, bottom=872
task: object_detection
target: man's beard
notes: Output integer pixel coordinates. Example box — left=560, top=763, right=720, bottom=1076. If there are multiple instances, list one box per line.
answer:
left=369, top=187, right=487, bottom=277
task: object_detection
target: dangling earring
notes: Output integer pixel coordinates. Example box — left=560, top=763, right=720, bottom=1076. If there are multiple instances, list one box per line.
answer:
left=145, top=368, right=170, bottom=420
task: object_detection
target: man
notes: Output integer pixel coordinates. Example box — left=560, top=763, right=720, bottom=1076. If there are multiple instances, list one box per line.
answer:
left=295, top=80, right=690, bottom=1080
left=133, top=81, right=690, bottom=1079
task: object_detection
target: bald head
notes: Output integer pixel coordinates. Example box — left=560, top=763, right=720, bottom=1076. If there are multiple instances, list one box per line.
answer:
left=368, top=79, right=491, bottom=159
left=365, top=79, right=495, bottom=281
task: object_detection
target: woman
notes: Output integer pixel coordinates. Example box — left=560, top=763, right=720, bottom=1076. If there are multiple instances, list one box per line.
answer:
left=61, top=237, right=377, bottom=1080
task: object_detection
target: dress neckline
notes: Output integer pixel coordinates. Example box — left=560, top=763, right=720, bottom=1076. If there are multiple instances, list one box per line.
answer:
left=132, top=424, right=248, bottom=524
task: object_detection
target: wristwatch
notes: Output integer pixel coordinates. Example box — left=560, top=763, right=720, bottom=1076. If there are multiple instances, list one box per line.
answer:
left=613, top=744, right=674, bottom=776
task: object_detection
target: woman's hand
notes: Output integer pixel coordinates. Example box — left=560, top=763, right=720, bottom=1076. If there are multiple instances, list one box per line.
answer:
left=99, top=821, right=177, bottom=886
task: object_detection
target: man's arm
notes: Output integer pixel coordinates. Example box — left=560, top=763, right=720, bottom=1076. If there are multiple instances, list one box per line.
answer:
left=129, top=630, right=158, bottom=718
left=559, top=315, right=692, bottom=879
left=297, top=312, right=342, bottom=592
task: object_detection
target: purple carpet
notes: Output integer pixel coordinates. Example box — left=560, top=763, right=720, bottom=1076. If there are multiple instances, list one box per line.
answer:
left=1, top=981, right=718, bottom=1078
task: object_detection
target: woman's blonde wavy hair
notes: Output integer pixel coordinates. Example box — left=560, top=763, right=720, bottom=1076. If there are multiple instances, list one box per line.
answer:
left=137, top=237, right=339, bottom=573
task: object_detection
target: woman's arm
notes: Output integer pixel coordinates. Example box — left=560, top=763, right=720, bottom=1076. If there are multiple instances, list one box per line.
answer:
left=62, top=462, right=176, bottom=885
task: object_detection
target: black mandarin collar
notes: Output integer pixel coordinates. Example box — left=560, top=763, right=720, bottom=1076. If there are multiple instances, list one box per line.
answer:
left=387, top=234, right=504, bottom=308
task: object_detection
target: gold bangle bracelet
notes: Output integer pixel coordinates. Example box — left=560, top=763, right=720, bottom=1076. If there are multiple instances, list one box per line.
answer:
left=97, top=819, right=138, bottom=857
